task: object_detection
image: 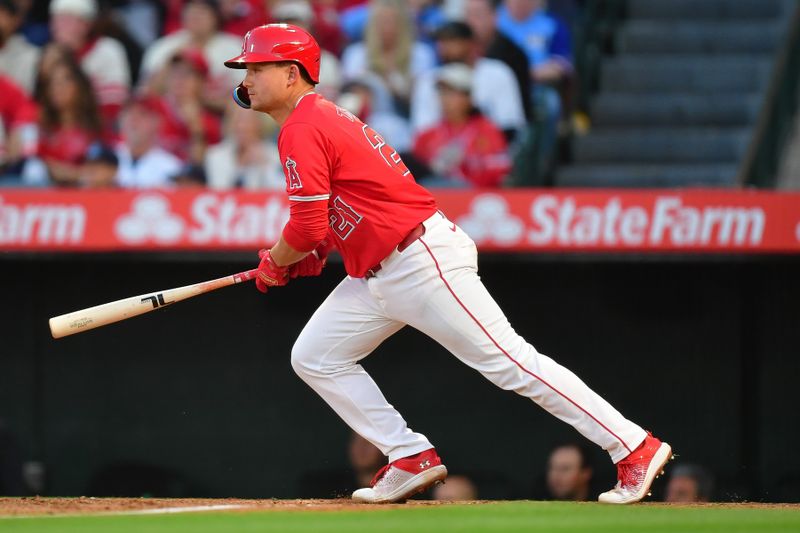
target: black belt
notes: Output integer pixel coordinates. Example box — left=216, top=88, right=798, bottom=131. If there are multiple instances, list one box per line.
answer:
left=365, top=223, right=426, bottom=279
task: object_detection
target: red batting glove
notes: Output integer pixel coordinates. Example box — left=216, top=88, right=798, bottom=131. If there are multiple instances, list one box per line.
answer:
left=255, top=249, right=289, bottom=293
left=289, top=239, right=334, bottom=279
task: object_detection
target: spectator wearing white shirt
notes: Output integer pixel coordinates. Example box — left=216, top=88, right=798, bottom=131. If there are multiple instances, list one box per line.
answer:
left=205, top=104, right=284, bottom=190
left=140, top=0, right=241, bottom=112
left=116, top=97, right=182, bottom=189
left=410, top=21, right=525, bottom=141
left=341, top=0, right=436, bottom=114
left=0, top=0, right=40, bottom=95
left=49, top=0, right=131, bottom=128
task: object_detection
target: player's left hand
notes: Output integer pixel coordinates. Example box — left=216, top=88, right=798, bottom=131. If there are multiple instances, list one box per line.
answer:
left=289, top=239, right=333, bottom=279
left=255, top=249, right=289, bottom=293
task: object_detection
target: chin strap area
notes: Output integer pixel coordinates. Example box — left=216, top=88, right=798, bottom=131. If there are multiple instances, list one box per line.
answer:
left=233, top=83, right=251, bottom=109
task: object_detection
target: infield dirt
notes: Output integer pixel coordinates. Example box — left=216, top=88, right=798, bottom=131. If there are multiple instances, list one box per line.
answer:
left=1, top=497, right=797, bottom=518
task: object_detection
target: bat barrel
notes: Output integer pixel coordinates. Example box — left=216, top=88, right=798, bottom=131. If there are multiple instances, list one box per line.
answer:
left=49, top=269, right=258, bottom=339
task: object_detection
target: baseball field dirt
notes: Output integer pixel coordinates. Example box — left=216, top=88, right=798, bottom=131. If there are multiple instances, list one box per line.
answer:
left=1, top=498, right=799, bottom=533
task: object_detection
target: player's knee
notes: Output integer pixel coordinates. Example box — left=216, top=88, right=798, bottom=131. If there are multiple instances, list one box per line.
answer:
left=290, top=338, right=324, bottom=379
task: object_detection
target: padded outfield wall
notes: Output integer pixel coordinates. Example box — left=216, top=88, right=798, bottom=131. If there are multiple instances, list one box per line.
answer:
left=0, top=189, right=798, bottom=501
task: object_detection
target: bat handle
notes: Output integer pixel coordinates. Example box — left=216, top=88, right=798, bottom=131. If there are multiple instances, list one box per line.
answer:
left=233, top=269, right=260, bottom=283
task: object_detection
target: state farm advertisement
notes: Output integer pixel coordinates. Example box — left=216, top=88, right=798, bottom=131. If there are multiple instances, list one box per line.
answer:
left=0, top=189, right=798, bottom=253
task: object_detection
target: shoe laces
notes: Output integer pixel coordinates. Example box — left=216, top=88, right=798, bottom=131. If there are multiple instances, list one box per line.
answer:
left=370, top=464, right=391, bottom=487
left=617, top=458, right=646, bottom=490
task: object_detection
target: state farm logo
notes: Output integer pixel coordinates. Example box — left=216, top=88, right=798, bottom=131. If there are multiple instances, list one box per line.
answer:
left=454, top=193, right=769, bottom=249
left=113, top=192, right=290, bottom=246
left=115, top=194, right=184, bottom=244
left=529, top=195, right=765, bottom=247
left=456, top=194, right=524, bottom=244
left=0, top=194, right=85, bottom=244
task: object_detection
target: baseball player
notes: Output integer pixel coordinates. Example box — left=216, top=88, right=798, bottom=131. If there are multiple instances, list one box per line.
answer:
left=225, top=24, right=672, bottom=504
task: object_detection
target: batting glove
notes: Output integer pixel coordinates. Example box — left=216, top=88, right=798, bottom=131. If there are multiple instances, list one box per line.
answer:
left=289, top=239, right=333, bottom=279
left=255, top=249, right=289, bottom=293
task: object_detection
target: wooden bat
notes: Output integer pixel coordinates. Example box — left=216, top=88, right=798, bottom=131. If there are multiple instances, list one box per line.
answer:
left=49, top=269, right=259, bottom=339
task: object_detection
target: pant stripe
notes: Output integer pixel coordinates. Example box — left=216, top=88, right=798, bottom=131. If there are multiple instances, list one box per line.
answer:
left=419, top=237, right=633, bottom=455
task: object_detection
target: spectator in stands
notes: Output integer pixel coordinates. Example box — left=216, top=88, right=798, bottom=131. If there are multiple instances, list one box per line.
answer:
left=308, top=0, right=344, bottom=56
left=0, top=0, right=40, bottom=95
left=410, top=21, right=525, bottom=140
left=464, top=0, right=532, bottom=121
left=432, top=474, right=478, bottom=501
left=79, top=142, right=118, bottom=188
left=205, top=103, right=284, bottom=189
left=115, top=97, right=182, bottom=188
left=32, top=56, right=103, bottom=186
left=218, top=0, right=268, bottom=37
left=162, top=0, right=268, bottom=38
left=411, top=63, right=510, bottom=188
left=337, top=73, right=412, bottom=153
left=170, top=163, right=207, bottom=187
left=545, top=443, right=593, bottom=501
left=496, top=0, right=573, bottom=176
left=150, top=49, right=222, bottom=164
left=140, top=0, right=242, bottom=107
left=15, top=0, right=48, bottom=47
left=49, top=0, right=131, bottom=129
left=109, top=0, right=162, bottom=51
left=271, top=0, right=343, bottom=102
left=339, top=0, right=446, bottom=45
left=664, top=464, right=714, bottom=503
left=341, top=0, right=436, bottom=114
left=496, top=0, right=573, bottom=89
left=0, top=75, right=37, bottom=182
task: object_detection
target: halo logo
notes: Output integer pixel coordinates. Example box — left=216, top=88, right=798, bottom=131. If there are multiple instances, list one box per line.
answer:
left=115, top=194, right=184, bottom=244
left=456, top=194, right=524, bottom=244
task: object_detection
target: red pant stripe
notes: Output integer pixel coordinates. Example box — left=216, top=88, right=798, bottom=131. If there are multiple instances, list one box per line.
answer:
left=419, top=237, right=633, bottom=455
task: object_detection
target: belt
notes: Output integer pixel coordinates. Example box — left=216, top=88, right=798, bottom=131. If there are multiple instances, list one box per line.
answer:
left=365, top=223, right=426, bottom=279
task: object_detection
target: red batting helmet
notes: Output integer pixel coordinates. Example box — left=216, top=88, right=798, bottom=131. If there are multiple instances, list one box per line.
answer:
left=224, top=23, right=320, bottom=83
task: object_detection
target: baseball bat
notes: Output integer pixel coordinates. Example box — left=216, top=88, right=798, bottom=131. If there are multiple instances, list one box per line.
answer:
left=49, top=268, right=259, bottom=339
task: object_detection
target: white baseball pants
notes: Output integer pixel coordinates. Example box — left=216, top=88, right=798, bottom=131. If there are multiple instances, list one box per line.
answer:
left=291, top=212, right=647, bottom=464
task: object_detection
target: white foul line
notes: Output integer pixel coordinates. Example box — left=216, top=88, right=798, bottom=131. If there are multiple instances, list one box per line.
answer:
left=1, top=504, right=249, bottom=520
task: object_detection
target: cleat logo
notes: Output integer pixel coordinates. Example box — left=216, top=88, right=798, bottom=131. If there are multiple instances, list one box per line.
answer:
left=419, top=460, right=430, bottom=469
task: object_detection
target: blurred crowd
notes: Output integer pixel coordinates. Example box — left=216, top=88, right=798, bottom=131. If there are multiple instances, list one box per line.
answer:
left=0, top=0, right=581, bottom=190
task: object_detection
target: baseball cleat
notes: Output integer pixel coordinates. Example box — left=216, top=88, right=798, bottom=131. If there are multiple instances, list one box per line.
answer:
left=598, top=432, right=673, bottom=504
left=352, top=448, right=448, bottom=503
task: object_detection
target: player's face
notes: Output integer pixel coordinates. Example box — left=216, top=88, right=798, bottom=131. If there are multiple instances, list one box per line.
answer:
left=242, top=62, right=292, bottom=113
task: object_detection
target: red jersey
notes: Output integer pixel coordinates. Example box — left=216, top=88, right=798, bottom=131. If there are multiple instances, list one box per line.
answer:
left=38, top=126, right=97, bottom=165
left=412, top=115, right=511, bottom=188
left=279, top=93, right=437, bottom=278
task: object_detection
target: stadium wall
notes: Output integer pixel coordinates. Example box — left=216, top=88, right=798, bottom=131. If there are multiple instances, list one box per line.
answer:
left=1, top=255, right=798, bottom=501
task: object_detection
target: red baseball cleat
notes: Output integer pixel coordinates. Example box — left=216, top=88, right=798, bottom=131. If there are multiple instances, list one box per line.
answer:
left=599, top=432, right=673, bottom=504
left=352, top=448, right=448, bottom=503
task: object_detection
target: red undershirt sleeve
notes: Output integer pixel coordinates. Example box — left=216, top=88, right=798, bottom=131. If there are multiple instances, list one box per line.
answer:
left=278, top=123, right=335, bottom=252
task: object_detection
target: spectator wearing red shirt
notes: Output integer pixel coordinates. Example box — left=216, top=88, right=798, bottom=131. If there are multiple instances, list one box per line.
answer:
left=150, top=49, right=222, bottom=164
left=0, top=75, right=37, bottom=180
left=34, top=55, right=102, bottom=186
left=412, top=63, right=510, bottom=188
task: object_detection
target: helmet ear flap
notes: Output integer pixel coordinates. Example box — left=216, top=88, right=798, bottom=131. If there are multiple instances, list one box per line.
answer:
left=233, top=82, right=251, bottom=109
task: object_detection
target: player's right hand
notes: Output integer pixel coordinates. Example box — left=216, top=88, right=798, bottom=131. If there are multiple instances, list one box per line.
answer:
left=289, top=239, right=333, bottom=279
left=255, top=249, right=289, bottom=293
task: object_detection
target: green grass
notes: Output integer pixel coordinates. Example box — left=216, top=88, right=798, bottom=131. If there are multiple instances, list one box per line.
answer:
left=2, top=502, right=799, bottom=533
